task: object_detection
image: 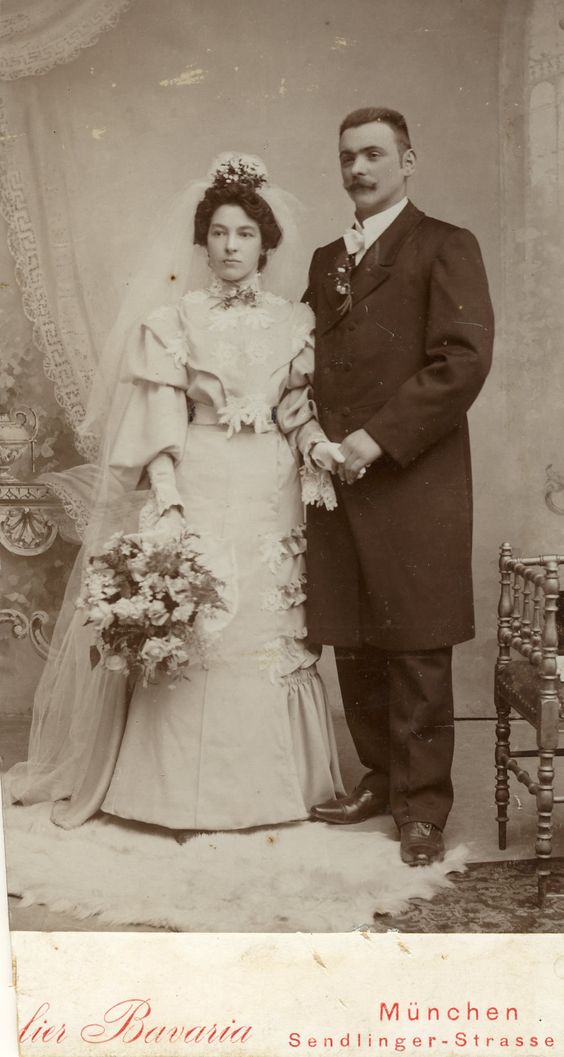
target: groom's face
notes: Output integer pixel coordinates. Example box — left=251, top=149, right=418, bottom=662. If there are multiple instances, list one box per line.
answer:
left=339, top=121, right=415, bottom=220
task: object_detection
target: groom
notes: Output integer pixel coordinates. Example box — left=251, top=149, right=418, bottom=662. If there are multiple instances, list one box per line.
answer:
left=304, top=107, right=494, bottom=865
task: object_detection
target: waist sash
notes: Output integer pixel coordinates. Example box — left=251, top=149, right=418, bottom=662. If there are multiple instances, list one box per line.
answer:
left=189, top=401, right=278, bottom=432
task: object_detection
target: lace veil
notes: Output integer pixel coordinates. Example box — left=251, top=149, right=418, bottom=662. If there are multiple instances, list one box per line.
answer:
left=3, top=153, right=309, bottom=823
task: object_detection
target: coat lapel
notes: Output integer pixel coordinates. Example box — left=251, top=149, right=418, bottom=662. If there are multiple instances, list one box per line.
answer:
left=318, top=202, right=425, bottom=335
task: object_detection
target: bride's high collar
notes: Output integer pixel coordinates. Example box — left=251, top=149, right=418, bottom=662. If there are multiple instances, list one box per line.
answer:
left=208, top=272, right=262, bottom=299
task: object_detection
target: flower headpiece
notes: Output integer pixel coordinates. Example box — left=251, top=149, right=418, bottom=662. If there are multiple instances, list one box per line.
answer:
left=208, top=152, right=268, bottom=192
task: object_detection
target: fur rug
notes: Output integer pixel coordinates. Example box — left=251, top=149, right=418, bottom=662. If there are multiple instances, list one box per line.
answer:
left=4, top=803, right=468, bottom=932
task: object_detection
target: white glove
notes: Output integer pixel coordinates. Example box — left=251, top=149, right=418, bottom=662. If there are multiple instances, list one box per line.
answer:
left=310, top=440, right=346, bottom=473
left=147, top=452, right=184, bottom=517
left=155, top=505, right=185, bottom=540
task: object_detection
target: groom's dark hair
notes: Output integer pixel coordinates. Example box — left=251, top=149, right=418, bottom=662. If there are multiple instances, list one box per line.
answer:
left=339, top=108, right=411, bottom=156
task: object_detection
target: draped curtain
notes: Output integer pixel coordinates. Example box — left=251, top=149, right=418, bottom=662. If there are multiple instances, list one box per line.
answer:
left=0, top=0, right=135, bottom=457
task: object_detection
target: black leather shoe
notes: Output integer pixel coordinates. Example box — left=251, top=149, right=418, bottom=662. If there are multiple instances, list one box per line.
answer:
left=400, top=822, right=445, bottom=866
left=310, top=788, right=389, bottom=824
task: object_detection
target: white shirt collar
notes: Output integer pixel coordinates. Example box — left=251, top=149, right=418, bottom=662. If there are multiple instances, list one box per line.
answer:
left=354, top=197, right=409, bottom=254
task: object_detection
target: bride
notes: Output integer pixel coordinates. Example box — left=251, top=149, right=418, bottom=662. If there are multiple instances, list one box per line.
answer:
left=4, top=153, right=345, bottom=832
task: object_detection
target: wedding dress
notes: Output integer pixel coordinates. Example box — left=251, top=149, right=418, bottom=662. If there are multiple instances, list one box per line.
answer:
left=80, top=277, right=345, bottom=830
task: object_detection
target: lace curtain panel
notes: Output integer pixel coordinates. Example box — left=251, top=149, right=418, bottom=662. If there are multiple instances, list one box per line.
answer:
left=0, top=0, right=135, bottom=80
left=0, top=0, right=135, bottom=459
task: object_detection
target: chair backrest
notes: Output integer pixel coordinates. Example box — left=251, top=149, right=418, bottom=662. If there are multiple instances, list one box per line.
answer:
left=497, top=543, right=564, bottom=706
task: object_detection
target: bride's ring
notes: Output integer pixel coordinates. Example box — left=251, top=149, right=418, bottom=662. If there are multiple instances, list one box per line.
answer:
left=356, top=467, right=367, bottom=480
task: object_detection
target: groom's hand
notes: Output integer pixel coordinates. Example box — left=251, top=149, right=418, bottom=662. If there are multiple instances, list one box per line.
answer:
left=339, top=429, right=383, bottom=485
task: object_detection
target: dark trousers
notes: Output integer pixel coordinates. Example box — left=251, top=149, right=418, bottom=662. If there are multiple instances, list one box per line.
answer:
left=334, top=645, right=454, bottom=830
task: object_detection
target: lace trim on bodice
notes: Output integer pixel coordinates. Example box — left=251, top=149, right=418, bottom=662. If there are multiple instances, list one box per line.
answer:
left=214, top=338, right=270, bottom=367
left=217, top=394, right=275, bottom=438
left=183, top=275, right=284, bottom=332
left=152, top=279, right=303, bottom=382
left=208, top=304, right=276, bottom=332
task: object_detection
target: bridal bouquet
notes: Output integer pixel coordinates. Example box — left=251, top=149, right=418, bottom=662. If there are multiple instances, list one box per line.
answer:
left=77, top=529, right=227, bottom=685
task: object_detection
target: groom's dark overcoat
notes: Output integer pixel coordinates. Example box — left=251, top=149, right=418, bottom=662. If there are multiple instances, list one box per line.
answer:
left=304, top=201, right=494, bottom=652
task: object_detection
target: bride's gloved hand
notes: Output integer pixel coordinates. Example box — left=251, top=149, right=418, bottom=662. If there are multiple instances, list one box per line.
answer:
left=155, top=505, right=185, bottom=540
left=310, top=440, right=346, bottom=473
left=147, top=453, right=185, bottom=537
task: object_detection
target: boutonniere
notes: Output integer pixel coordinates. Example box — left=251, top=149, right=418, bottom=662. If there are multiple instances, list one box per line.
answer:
left=329, top=257, right=353, bottom=315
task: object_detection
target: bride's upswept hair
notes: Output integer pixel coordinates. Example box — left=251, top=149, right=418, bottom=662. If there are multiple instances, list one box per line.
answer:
left=194, top=182, right=283, bottom=271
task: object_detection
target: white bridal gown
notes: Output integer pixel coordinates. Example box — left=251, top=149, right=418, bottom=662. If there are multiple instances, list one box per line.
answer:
left=95, top=281, right=344, bottom=830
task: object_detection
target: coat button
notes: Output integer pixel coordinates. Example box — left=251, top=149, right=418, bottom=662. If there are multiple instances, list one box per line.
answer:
left=323, top=365, right=331, bottom=374
left=347, top=322, right=356, bottom=332
left=342, top=406, right=351, bottom=417
left=344, top=361, right=352, bottom=371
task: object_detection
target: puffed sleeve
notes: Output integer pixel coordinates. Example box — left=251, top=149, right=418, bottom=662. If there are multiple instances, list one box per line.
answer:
left=277, top=302, right=328, bottom=464
left=277, top=303, right=337, bottom=510
left=109, top=306, right=189, bottom=513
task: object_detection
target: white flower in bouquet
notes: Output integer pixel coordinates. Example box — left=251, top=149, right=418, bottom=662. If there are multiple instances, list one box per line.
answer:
left=164, top=575, right=192, bottom=602
left=168, top=635, right=191, bottom=665
left=129, top=554, right=150, bottom=580
left=112, top=596, right=147, bottom=622
left=104, top=653, right=128, bottom=672
left=145, top=599, right=170, bottom=626
left=84, top=571, right=114, bottom=602
left=142, top=572, right=167, bottom=595
left=140, top=637, right=173, bottom=664
left=85, top=600, right=114, bottom=630
left=172, top=601, right=196, bottom=623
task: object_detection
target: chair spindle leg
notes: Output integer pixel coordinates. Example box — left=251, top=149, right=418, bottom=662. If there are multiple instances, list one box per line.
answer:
left=536, top=748, right=555, bottom=907
left=495, top=691, right=511, bottom=850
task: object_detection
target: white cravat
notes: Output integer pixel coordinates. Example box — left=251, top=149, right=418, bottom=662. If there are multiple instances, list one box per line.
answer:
left=343, top=197, right=408, bottom=265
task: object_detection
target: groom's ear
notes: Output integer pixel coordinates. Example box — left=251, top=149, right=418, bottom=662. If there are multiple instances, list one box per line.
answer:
left=402, top=148, right=417, bottom=176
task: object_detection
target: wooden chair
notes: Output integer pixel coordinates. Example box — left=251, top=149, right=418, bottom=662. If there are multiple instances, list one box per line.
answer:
left=495, top=543, right=564, bottom=905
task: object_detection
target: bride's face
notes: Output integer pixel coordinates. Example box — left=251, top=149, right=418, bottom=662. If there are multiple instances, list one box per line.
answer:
left=207, top=204, right=263, bottom=284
